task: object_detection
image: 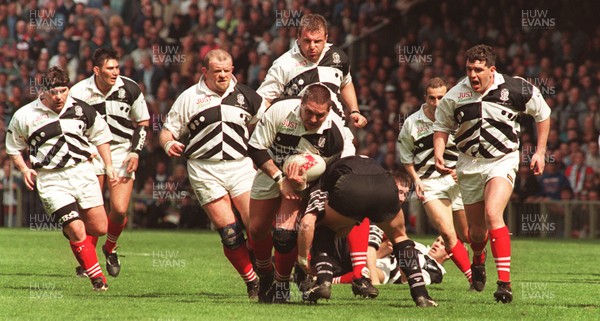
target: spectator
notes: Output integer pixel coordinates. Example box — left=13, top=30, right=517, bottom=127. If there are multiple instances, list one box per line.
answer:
left=565, top=150, right=595, bottom=197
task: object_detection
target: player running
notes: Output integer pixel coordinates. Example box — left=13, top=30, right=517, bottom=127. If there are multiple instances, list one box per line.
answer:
left=397, top=77, right=472, bottom=287
left=433, top=44, right=551, bottom=303
left=6, top=66, right=117, bottom=291
left=70, top=48, right=150, bottom=278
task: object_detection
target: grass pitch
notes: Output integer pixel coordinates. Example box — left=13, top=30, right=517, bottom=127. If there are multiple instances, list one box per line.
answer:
left=0, top=229, right=598, bottom=320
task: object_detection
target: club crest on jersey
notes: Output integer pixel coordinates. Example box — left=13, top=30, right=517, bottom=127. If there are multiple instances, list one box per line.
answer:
left=318, top=136, right=326, bottom=148
left=118, top=88, right=126, bottom=99
left=500, top=88, right=509, bottom=101
left=332, top=52, right=341, bottom=64
left=75, top=106, right=83, bottom=117
left=236, top=93, right=245, bottom=107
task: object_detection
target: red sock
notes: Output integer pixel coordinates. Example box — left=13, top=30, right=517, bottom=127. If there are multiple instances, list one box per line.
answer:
left=104, top=217, right=127, bottom=253
left=448, top=240, right=472, bottom=282
left=70, top=236, right=104, bottom=281
left=248, top=236, right=273, bottom=274
left=274, top=247, right=297, bottom=282
left=332, top=272, right=354, bottom=284
left=470, top=235, right=488, bottom=265
left=347, top=218, right=369, bottom=280
left=223, top=244, right=257, bottom=283
left=88, top=235, right=98, bottom=247
left=490, top=226, right=511, bottom=282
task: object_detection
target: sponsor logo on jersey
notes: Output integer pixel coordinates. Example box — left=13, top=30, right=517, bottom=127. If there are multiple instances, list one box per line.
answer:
left=282, top=119, right=297, bottom=130
left=458, top=91, right=473, bottom=102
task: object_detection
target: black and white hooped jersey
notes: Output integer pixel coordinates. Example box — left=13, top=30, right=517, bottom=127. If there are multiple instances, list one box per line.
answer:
left=70, top=75, right=149, bottom=150
left=5, top=97, right=112, bottom=170
left=397, top=104, right=459, bottom=179
left=433, top=73, right=551, bottom=159
left=249, top=96, right=355, bottom=168
left=257, top=42, right=351, bottom=118
left=163, top=77, right=265, bottom=160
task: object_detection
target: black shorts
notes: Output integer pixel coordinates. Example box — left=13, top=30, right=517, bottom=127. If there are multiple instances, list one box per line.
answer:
left=328, top=172, right=400, bottom=223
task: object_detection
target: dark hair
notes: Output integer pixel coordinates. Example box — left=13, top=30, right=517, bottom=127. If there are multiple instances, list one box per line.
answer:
left=42, top=66, right=69, bottom=90
left=424, top=77, right=447, bottom=96
left=391, top=170, right=412, bottom=188
left=301, top=83, right=332, bottom=107
left=298, top=13, right=328, bottom=36
left=92, top=48, right=119, bottom=68
left=465, top=44, right=496, bottom=67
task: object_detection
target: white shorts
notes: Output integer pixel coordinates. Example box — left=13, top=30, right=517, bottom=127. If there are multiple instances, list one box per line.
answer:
left=250, top=169, right=280, bottom=200
left=457, top=151, right=519, bottom=205
left=37, top=161, right=104, bottom=215
left=92, top=143, right=135, bottom=179
left=421, top=175, right=464, bottom=211
left=187, top=157, right=256, bottom=206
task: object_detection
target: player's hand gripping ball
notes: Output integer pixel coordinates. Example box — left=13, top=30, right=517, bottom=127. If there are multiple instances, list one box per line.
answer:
left=283, top=153, right=326, bottom=182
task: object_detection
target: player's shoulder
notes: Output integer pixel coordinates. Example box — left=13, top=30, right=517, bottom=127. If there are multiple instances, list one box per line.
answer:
left=69, top=96, right=98, bottom=116
left=69, top=76, right=93, bottom=97
left=270, top=48, right=296, bottom=67
left=263, top=96, right=300, bottom=118
left=118, top=76, right=143, bottom=95
left=234, top=82, right=262, bottom=100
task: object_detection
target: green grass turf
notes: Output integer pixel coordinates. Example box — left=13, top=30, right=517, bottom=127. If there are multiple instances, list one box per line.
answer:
left=0, top=229, right=598, bottom=321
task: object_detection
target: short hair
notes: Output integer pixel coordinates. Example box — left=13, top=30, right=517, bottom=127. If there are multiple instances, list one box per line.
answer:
left=465, top=44, right=496, bottom=67
left=391, top=170, right=411, bottom=188
left=301, top=83, right=331, bottom=107
left=41, top=66, right=69, bottom=90
left=424, top=77, right=446, bottom=96
left=92, top=48, right=119, bottom=68
left=203, top=49, right=232, bottom=69
left=298, top=13, right=328, bottom=36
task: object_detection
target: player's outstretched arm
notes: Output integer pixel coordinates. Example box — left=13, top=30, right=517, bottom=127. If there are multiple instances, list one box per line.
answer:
left=341, top=82, right=367, bottom=128
left=433, top=131, right=452, bottom=175
left=8, top=154, right=37, bottom=190
left=531, top=117, right=550, bottom=176
left=96, top=142, right=118, bottom=186
left=159, top=129, right=185, bottom=157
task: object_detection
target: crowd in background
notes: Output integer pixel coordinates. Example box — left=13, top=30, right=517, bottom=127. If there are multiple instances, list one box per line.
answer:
left=0, top=0, right=599, bottom=235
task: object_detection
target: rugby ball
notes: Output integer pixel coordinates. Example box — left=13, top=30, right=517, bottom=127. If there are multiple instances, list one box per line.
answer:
left=283, top=153, right=326, bottom=182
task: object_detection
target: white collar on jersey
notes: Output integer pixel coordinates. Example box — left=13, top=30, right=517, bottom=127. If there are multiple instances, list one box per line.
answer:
left=460, top=71, right=506, bottom=96
left=86, top=74, right=125, bottom=97
left=196, top=74, right=238, bottom=98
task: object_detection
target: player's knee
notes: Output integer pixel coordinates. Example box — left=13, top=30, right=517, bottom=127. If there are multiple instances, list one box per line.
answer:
left=272, top=228, right=297, bottom=253
left=87, top=224, right=107, bottom=236
left=218, top=222, right=245, bottom=250
left=63, top=220, right=86, bottom=242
